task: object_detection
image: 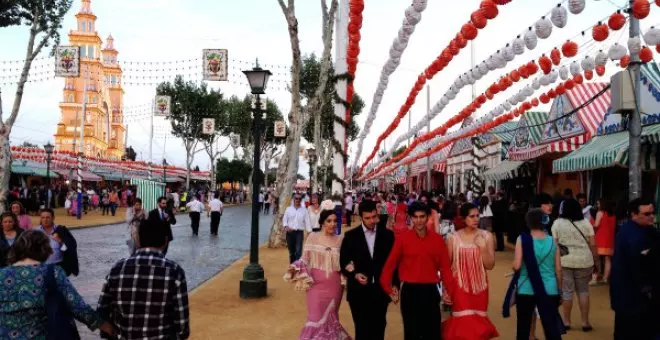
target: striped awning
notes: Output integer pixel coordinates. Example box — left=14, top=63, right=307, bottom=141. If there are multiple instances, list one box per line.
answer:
left=130, top=178, right=165, bottom=212
left=411, top=163, right=427, bottom=175
left=553, top=124, right=660, bottom=173
left=508, top=111, right=550, bottom=161
left=483, top=160, right=526, bottom=181
left=433, top=162, right=446, bottom=173
left=30, top=167, right=60, bottom=178
left=61, top=170, right=102, bottom=182
left=490, top=122, right=518, bottom=143
left=11, top=164, right=34, bottom=175
left=396, top=176, right=407, bottom=184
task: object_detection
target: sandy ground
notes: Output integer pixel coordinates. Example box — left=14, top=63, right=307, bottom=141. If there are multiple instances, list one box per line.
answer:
left=189, top=238, right=614, bottom=339
left=28, top=207, right=128, bottom=228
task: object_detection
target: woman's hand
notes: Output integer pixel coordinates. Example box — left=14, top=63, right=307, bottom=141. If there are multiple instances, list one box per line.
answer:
left=98, top=321, right=116, bottom=336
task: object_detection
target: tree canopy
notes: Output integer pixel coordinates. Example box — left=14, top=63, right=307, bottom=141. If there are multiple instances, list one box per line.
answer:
left=215, top=158, right=267, bottom=185
left=0, top=0, right=72, bottom=47
left=224, top=95, right=286, bottom=149
left=300, top=54, right=363, bottom=142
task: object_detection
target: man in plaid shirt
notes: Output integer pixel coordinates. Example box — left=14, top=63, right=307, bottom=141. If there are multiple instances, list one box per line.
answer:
left=98, top=219, right=190, bottom=339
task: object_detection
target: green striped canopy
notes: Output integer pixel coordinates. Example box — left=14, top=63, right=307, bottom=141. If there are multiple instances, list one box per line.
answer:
left=11, top=164, right=33, bottom=175
left=525, top=111, right=550, bottom=144
left=489, top=122, right=517, bottom=143
left=130, top=178, right=165, bottom=212
left=30, top=167, right=59, bottom=178
left=553, top=123, right=660, bottom=173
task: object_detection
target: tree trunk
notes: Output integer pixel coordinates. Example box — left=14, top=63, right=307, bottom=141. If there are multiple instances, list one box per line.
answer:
left=0, top=125, right=11, bottom=214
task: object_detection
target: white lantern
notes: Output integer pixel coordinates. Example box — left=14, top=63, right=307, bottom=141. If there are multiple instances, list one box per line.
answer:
left=532, top=78, right=541, bottom=90
left=581, top=55, right=595, bottom=71
left=628, top=36, right=642, bottom=55
left=568, top=0, right=586, bottom=14
left=402, top=19, right=415, bottom=35
left=465, top=72, right=475, bottom=85
left=479, top=61, right=489, bottom=75
left=644, top=27, right=660, bottom=46
left=412, top=0, right=428, bottom=12
left=551, top=5, right=568, bottom=28
left=454, top=76, right=464, bottom=89
left=503, top=102, right=512, bottom=110
left=471, top=68, right=483, bottom=80
left=549, top=69, right=559, bottom=83
left=512, top=36, right=526, bottom=55
left=503, top=45, right=515, bottom=61
left=524, top=28, right=538, bottom=50
left=608, top=43, right=627, bottom=60
left=535, top=17, right=553, bottom=39
left=404, top=6, right=421, bottom=25
left=559, top=65, right=569, bottom=80
left=570, top=60, right=581, bottom=76
left=595, top=50, right=608, bottom=66
left=441, top=95, right=450, bottom=106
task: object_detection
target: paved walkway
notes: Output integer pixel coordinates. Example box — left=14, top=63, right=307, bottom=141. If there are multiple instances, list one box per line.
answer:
left=27, top=207, right=128, bottom=229
left=188, top=242, right=615, bottom=339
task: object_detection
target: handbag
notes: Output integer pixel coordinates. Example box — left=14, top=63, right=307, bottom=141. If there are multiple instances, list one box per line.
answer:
left=558, top=220, right=590, bottom=257
left=44, top=264, right=80, bottom=340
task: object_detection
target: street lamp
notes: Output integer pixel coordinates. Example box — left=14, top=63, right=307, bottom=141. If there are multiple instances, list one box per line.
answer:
left=307, top=146, right=316, bottom=193
left=44, top=142, right=54, bottom=187
left=240, top=63, right=271, bottom=299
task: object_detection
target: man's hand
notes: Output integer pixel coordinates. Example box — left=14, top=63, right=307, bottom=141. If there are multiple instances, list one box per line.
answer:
left=52, top=233, right=62, bottom=244
left=285, top=227, right=294, bottom=232
left=390, top=286, right=400, bottom=304
left=442, top=286, right=452, bottom=305
left=355, top=273, right=368, bottom=285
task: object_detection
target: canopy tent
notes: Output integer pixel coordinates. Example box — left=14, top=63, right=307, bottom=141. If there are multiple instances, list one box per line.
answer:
left=61, top=170, right=103, bottom=182
left=539, top=82, right=610, bottom=153
left=507, top=111, right=549, bottom=161
left=11, top=163, right=35, bottom=176
left=482, top=160, right=531, bottom=181
left=30, top=167, right=60, bottom=178
left=553, top=124, right=660, bottom=173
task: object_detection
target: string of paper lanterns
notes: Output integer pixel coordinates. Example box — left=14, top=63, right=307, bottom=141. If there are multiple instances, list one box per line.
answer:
left=352, top=0, right=429, bottom=171
left=360, top=0, right=602, bottom=176
left=345, top=0, right=366, bottom=157
left=355, top=0, right=511, bottom=177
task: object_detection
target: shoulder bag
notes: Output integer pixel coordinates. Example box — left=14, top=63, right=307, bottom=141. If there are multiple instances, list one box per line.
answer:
left=44, top=264, right=80, bottom=340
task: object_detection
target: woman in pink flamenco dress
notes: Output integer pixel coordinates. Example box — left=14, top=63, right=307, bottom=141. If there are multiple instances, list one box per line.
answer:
left=284, top=204, right=352, bottom=340
left=443, top=203, right=499, bottom=340
left=393, top=194, right=409, bottom=234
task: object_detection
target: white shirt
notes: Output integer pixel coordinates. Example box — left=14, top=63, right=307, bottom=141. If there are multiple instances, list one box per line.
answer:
left=282, top=205, right=312, bottom=232
left=209, top=198, right=223, bottom=212
left=345, top=196, right=353, bottom=210
left=258, top=193, right=265, bottom=203
left=186, top=200, right=204, bottom=213
left=362, top=225, right=377, bottom=258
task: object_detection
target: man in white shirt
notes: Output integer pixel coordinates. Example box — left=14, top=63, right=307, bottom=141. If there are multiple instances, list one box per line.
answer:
left=283, top=194, right=312, bottom=263
left=207, top=192, right=224, bottom=236
left=258, top=191, right=265, bottom=212
left=345, top=193, right=354, bottom=227
left=186, top=195, right=204, bottom=236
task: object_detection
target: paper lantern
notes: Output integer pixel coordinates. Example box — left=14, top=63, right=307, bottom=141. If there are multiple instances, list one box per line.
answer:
left=540, top=93, right=550, bottom=104
left=628, top=36, right=642, bottom=55
left=548, top=89, right=557, bottom=99
left=550, top=48, right=561, bottom=65
left=449, top=40, right=460, bottom=55
left=608, top=43, right=627, bottom=60
left=608, top=11, right=626, bottom=30
left=404, top=6, right=422, bottom=25
left=559, top=65, right=569, bottom=80
left=565, top=79, right=575, bottom=90
left=569, top=60, right=582, bottom=77
left=539, top=55, right=552, bottom=74
left=562, top=40, right=579, bottom=57
left=581, top=56, right=595, bottom=71
left=584, top=69, right=594, bottom=80
left=462, top=22, right=478, bottom=40
left=455, top=33, right=468, bottom=48
left=644, top=27, right=660, bottom=45
left=595, top=64, right=606, bottom=76
left=485, top=90, right=494, bottom=100
left=480, top=0, right=498, bottom=19
left=574, top=74, right=584, bottom=84
left=535, top=17, right=553, bottom=39
left=502, top=45, right=515, bottom=61
left=657, top=44, right=660, bottom=53
left=493, top=0, right=512, bottom=4
left=524, top=27, right=538, bottom=49
left=593, top=22, right=609, bottom=42
left=412, top=0, right=428, bottom=11
left=595, top=50, right=608, bottom=66
left=532, top=78, right=541, bottom=90
left=620, top=55, right=631, bottom=68
left=632, top=0, right=651, bottom=19
left=656, top=0, right=660, bottom=6
left=526, top=61, right=539, bottom=75
left=551, top=4, right=568, bottom=28
left=471, top=10, right=487, bottom=29
left=640, top=46, right=653, bottom=62
left=569, top=0, right=586, bottom=14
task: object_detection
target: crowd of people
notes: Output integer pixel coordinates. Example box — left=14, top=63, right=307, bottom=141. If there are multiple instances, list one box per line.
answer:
left=282, top=187, right=660, bottom=340
left=0, top=200, right=192, bottom=338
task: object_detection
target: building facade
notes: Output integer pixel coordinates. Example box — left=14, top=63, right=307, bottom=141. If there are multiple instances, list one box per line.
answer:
left=54, top=0, right=126, bottom=160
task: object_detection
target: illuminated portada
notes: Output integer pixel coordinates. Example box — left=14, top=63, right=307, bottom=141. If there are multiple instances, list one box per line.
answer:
left=55, top=0, right=126, bottom=160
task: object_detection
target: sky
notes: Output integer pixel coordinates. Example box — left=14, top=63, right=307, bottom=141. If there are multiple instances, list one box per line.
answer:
left=1, top=0, right=659, bottom=178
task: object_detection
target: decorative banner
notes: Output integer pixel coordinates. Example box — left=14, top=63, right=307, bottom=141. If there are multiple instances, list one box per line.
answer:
left=202, top=118, right=215, bottom=135
left=154, top=95, right=171, bottom=116
left=54, top=46, right=80, bottom=77
left=229, top=133, right=241, bottom=148
left=274, top=120, right=286, bottom=137
left=202, top=49, right=228, bottom=81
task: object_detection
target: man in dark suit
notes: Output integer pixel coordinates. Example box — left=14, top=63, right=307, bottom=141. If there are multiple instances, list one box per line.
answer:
left=340, top=200, right=398, bottom=340
left=147, top=196, right=176, bottom=255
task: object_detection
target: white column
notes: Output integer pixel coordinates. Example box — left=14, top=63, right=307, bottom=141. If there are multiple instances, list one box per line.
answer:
left=331, top=0, right=349, bottom=196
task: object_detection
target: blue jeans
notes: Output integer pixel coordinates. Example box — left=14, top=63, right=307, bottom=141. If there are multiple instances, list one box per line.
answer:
left=109, top=203, right=117, bottom=216
left=286, top=230, right=303, bottom=264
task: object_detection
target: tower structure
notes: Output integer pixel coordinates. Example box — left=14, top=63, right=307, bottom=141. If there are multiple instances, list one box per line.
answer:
left=54, top=0, right=126, bottom=160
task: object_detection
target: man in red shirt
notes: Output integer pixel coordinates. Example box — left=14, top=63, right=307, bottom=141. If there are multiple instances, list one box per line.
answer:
left=380, top=201, right=455, bottom=339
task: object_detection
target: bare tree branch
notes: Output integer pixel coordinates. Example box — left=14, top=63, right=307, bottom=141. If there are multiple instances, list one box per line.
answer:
left=277, top=0, right=287, bottom=13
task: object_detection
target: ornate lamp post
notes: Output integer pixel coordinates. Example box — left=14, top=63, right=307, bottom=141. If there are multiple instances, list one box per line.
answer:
left=306, top=146, right=316, bottom=193
left=240, top=63, right=271, bottom=299
left=44, top=142, right=54, bottom=187
left=162, top=158, right=167, bottom=196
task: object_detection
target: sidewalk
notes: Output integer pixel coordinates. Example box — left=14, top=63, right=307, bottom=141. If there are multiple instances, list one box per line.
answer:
left=189, top=242, right=615, bottom=339
left=28, top=208, right=128, bottom=229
